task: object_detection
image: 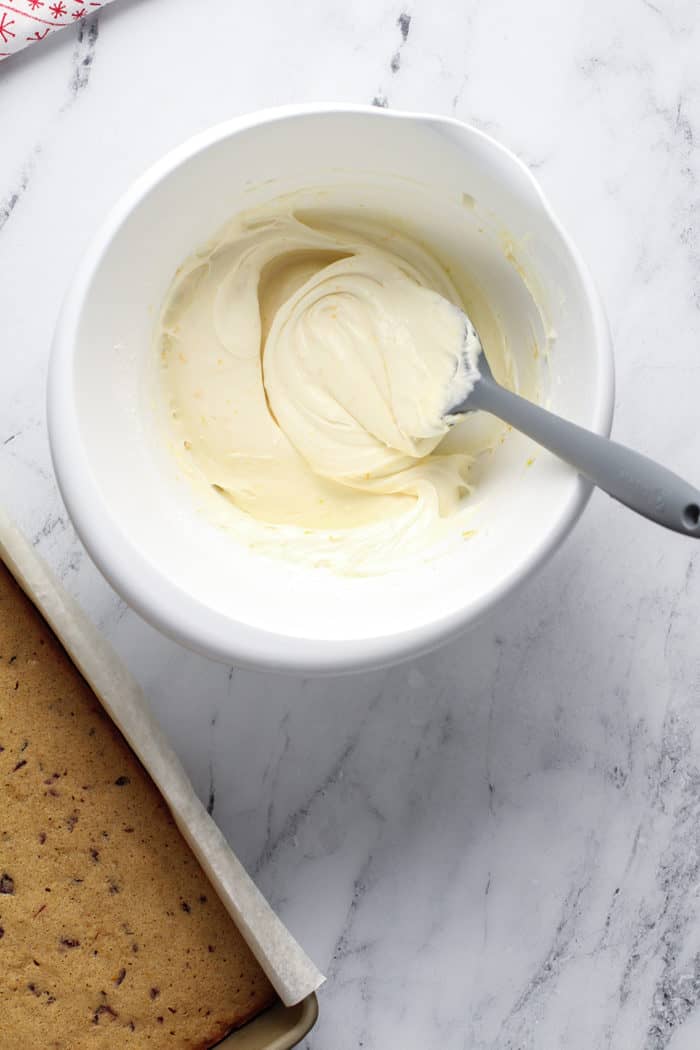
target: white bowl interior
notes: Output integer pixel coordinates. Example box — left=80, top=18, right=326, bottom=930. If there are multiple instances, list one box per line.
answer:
left=57, top=110, right=610, bottom=663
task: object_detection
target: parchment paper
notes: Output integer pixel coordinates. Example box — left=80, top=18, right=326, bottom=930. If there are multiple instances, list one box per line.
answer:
left=0, top=508, right=325, bottom=1007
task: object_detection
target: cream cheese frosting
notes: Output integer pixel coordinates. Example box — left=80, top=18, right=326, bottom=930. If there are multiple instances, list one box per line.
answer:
left=263, top=249, right=483, bottom=514
left=156, top=198, right=508, bottom=574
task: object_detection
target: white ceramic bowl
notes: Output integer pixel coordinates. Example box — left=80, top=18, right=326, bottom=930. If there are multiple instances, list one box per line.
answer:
left=48, top=105, right=613, bottom=675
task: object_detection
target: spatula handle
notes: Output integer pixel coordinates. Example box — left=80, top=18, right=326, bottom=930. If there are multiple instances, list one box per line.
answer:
left=470, top=377, right=700, bottom=537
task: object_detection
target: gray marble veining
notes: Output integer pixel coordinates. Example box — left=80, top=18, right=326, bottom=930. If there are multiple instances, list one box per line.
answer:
left=2, top=2, right=700, bottom=1046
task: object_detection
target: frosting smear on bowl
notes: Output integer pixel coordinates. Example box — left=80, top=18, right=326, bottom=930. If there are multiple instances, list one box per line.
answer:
left=156, top=198, right=507, bottom=574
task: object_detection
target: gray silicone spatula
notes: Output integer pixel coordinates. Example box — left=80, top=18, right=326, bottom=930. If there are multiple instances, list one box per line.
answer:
left=449, top=315, right=700, bottom=537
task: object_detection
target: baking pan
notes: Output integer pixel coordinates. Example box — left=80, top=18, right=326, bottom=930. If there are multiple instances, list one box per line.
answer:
left=0, top=515, right=323, bottom=1041
left=219, top=994, right=318, bottom=1049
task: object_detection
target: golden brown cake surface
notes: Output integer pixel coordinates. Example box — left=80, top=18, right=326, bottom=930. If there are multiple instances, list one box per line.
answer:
left=0, top=562, right=275, bottom=1049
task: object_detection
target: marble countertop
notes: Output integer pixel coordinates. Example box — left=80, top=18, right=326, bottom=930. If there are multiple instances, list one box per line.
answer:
left=3, top=2, right=700, bottom=1046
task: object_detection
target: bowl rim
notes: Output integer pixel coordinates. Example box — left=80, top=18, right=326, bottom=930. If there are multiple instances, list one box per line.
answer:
left=48, top=103, right=614, bottom=675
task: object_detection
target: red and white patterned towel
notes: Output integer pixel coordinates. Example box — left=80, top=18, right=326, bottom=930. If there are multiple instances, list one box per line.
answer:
left=0, top=0, right=113, bottom=59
